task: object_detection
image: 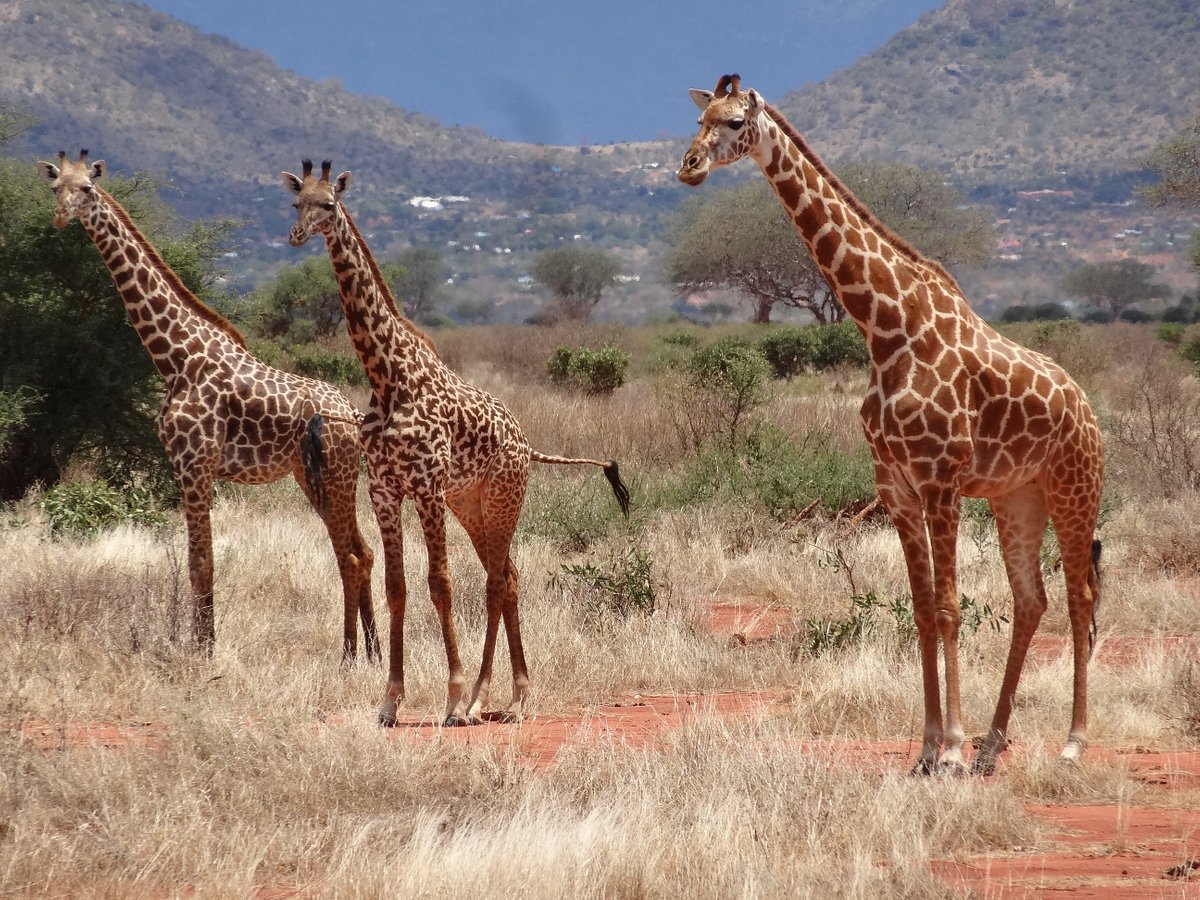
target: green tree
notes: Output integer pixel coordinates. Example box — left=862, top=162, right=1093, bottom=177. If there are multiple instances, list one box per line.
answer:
left=1061, top=259, right=1169, bottom=315
left=250, top=255, right=341, bottom=341
left=837, top=162, right=994, bottom=270
left=665, top=181, right=834, bottom=324
left=391, top=246, right=445, bottom=324
left=0, top=130, right=233, bottom=500
left=1141, top=115, right=1200, bottom=272
left=529, top=246, right=621, bottom=322
left=664, top=162, right=993, bottom=325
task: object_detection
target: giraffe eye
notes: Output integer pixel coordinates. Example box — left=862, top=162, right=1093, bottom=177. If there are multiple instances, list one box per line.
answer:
left=81, top=184, right=93, bottom=193
left=728, top=118, right=745, bottom=130
left=322, top=202, right=335, bottom=211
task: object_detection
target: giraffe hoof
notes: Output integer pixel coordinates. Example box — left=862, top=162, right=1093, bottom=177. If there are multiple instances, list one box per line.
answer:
left=484, top=710, right=522, bottom=725
left=910, top=758, right=937, bottom=777
left=936, top=759, right=971, bottom=778
left=443, top=715, right=470, bottom=728
left=378, top=713, right=397, bottom=728
left=970, top=757, right=997, bottom=777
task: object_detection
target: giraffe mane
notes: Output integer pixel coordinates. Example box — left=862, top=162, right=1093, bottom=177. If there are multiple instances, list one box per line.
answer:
left=338, top=204, right=440, bottom=358
left=97, top=185, right=248, bottom=349
left=761, top=103, right=962, bottom=294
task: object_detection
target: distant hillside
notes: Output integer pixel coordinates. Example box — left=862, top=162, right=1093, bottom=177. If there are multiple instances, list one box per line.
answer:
left=1, top=0, right=1197, bottom=319
left=0, top=0, right=677, bottom=223
left=775, top=0, right=1200, bottom=185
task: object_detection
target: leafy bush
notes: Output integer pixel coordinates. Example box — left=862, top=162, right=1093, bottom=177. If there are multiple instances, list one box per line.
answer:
left=682, top=337, right=773, bottom=450
left=758, top=326, right=818, bottom=378
left=659, top=329, right=698, bottom=348
left=287, top=345, right=366, bottom=387
left=811, top=321, right=870, bottom=370
left=38, top=479, right=164, bottom=537
left=660, top=426, right=876, bottom=518
left=1157, top=322, right=1185, bottom=344
left=545, top=346, right=629, bottom=395
left=803, top=591, right=1009, bottom=657
left=555, top=546, right=659, bottom=622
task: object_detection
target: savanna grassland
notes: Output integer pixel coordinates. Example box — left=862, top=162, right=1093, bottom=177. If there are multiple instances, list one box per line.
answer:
left=2, top=321, right=1200, bottom=898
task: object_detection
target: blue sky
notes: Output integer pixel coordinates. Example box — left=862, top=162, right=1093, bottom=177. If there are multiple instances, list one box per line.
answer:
left=144, top=0, right=942, bottom=145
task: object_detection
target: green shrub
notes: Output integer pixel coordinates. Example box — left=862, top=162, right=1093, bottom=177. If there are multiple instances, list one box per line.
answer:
left=811, top=321, right=870, bottom=369
left=287, top=345, right=366, bottom=387
left=758, top=326, right=818, bottom=378
left=546, top=346, right=629, bottom=395
left=659, top=329, right=699, bottom=348
left=1157, top=322, right=1186, bottom=344
left=38, top=479, right=164, bottom=537
left=686, top=337, right=773, bottom=450
left=802, top=591, right=1008, bottom=657
left=659, top=426, right=875, bottom=518
left=546, top=346, right=574, bottom=384
left=554, top=546, right=659, bottom=622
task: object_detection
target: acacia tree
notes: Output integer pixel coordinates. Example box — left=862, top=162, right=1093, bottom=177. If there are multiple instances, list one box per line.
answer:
left=665, top=162, right=993, bottom=324
left=529, top=246, right=621, bottom=322
left=1141, top=115, right=1200, bottom=271
left=666, top=181, right=835, bottom=324
left=391, top=246, right=445, bottom=324
left=252, top=255, right=342, bottom=340
left=1061, top=258, right=1169, bottom=315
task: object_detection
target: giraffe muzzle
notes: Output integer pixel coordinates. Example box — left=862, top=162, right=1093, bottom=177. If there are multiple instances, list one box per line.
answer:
left=288, top=224, right=311, bottom=247
left=677, top=152, right=709, bottom=186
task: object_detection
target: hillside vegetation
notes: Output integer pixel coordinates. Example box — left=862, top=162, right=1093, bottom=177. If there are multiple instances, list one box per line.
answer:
left=777, top=0, right=1200, bottom=185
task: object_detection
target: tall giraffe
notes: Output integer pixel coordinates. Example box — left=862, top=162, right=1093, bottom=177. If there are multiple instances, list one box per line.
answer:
left=38, top=150, right=380, bottom=663
left=679, top=77, right=1104, bottom=775
left=283, top=159, right=630, bottom=727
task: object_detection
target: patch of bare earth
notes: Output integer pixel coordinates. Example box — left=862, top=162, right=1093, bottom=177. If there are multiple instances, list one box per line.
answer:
left=8, top=615, right=1198, bottom=896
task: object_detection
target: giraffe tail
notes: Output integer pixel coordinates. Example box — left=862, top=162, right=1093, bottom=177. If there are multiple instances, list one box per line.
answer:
left=301, top=413, right=330, bottom=518
left=1087, top=538, right=1102, bottom=660
left=530, top=451, right=631, bottom=518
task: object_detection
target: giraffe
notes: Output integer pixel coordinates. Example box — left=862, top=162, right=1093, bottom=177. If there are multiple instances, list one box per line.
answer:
left=38, top=150, right=380, bottom=663
left=679, top=77, right=1104, bottom=775
left=283, top=159, right=630, bottom=727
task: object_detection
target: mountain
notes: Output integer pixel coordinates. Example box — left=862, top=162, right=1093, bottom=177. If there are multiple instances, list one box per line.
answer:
left=1, top=0, right=1197, bottom=317
left=774, top=0, right=1200, bottom=185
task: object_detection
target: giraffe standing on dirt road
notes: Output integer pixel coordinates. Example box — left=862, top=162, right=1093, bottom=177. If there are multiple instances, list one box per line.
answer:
left=678, top=77, right=1104, bottom=775
left=283, top=159, right=629, bottom=728
left=39, top=150, right=380, bottom=663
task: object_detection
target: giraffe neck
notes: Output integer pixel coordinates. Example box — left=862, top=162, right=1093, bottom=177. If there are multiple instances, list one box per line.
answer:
left=81, top=187, right=247, bottom=380
left=323, top=206, right=436, bottom=399
left=750, top=106, right=972, bottom=362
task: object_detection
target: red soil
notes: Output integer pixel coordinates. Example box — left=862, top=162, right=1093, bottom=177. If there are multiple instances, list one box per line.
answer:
left=11, top=618, right=1200, bottom=895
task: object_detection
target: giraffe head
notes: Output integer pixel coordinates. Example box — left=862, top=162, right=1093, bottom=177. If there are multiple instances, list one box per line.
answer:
left=36, top=150, right=108, bottom=228
left=282, top=159, right=351, bottom=246
left=677, top=74, right=766, bottom=186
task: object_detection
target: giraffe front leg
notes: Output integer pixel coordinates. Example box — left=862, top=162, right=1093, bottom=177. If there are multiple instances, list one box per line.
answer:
left=179, top=479, right=216, bottom=654
left=371, top=482, right=408, bottom=726
left=926, top=495, right=968, bottom=776
left=883, top=487, right=945, bottom=775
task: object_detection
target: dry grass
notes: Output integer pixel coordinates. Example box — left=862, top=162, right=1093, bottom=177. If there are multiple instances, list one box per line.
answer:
left=3, top=326, right=1200, bottom=895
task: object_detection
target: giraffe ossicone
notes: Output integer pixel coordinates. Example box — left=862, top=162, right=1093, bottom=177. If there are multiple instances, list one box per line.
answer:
left=679, top=77, right=1104, bottom=775
left=283, top=158, right=630, bottom=728
left=38, top=149, right=381, bottom=664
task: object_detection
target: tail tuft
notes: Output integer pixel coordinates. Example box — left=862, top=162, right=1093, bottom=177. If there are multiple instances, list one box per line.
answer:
left=301, top=413, right=329, bottom=517
left=604, top=461, right=631, bottom=518
left=1088, top=538, right=1103, bottom=659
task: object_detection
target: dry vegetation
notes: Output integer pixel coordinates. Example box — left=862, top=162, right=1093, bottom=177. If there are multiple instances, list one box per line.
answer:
left=2, top=322, right=1199, bottom=897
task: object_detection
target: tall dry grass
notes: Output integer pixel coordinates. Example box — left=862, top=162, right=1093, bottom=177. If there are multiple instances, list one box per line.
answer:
left=2, top=321, right=1199, bottom=895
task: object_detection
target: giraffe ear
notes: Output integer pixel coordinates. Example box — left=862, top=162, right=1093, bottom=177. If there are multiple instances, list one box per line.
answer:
left=281, top=171, right=303, bottom=195
left=744, top=89, right=764, bottom=110
left=90, top=160, right=106, bottom=180
left=689, top=89, right=714, bottom=110
left=334, top=171, right=351, bottom=195
left=36, top=161, right=60, bottom=182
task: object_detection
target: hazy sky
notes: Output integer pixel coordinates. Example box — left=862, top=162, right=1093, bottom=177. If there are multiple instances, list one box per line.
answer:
left=144, top=0, right=942, bottom=145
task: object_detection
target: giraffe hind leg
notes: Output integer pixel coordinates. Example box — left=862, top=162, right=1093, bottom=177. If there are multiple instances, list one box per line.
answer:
left=973, top=485, right=1050, bottom=775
